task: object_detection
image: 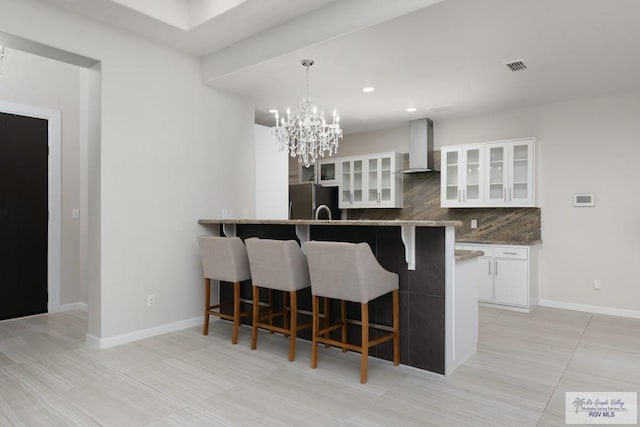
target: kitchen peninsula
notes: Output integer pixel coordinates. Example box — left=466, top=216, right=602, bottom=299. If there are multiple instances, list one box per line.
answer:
left=197, top=218, right=478, bottom=375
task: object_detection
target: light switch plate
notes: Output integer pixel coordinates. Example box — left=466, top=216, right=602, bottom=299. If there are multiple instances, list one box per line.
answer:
left=471, top=219, right=478, bottom=229
left=72, top=209, right=80, bottom=219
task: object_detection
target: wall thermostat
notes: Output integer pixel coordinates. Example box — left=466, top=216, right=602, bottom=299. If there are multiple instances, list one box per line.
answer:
left=573, top=193, right=595, bottom=207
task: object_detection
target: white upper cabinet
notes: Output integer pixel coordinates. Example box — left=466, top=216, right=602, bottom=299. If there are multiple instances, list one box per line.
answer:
left=298, top=158, right=340, bottom=186
left=441, top=138, right=536, bottom=208
left=317, top=159, right=339, bottom=186
left=340, top=152, right=403, bottom=209
left=441, top=145, right=484, bottom=207
left=340, top=158, right=364, bottom=207
left=298, top=163, right=315, bottom=183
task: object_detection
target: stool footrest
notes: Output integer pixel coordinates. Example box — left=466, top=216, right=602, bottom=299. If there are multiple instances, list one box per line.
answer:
left=254, top=321, right=312, bottom=336
left=209, top=310, right=251, bottom=321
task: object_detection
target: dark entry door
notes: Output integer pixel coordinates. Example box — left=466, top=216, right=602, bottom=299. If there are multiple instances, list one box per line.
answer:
left=0, top=112, right=48, bottom=320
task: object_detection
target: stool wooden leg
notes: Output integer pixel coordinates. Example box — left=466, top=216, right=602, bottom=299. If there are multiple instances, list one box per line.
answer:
left=341, top=300, right=348, bottom=352
left=251, top=285, right=259, bottom=350
left=392, top=289, right=400, bottom=366
left=361, top=302, right=369, bottom=384
left=323, top=297, right=331, bottom=348
left=232, top=281, right=240, bottom=345
left=289, top=291, right=297, bottom=362
left=203, top=278, right=211, bottom=336
left=268, top=289, right=274, bottom=334
left=283, top=292, right=290, bottom=337
left=311, top=295, right=319, bottom=369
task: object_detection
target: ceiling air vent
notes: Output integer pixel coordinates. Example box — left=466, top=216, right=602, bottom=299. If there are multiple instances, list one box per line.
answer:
left=427, top=105, right=449, bottom=112
left=505, top=60, right=527, bottom=72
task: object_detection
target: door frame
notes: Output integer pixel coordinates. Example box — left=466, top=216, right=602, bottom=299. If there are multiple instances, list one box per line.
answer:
left=0, top=100, right=61, bottom=312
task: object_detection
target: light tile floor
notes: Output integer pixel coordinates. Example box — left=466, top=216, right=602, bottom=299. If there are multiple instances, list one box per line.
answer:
left=0, top=307, right=638, bottom=426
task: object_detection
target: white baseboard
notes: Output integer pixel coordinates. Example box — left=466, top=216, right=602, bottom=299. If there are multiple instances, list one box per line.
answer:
left=538, top=299, right=640, bottom=319
left=49, top=302, right=88, bottom=313
left=85, top=316, right=205, bottom=349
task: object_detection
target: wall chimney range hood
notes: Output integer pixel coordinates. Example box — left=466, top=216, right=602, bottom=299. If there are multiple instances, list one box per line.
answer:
left=398, top=118, right=435, bottom=174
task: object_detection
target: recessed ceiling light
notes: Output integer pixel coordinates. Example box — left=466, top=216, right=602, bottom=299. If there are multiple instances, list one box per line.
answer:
left=406, top=107, right=417, bottom=112
left=362, top=87, right=375, bottom=93
left=268, top=109, right=278, bottom=114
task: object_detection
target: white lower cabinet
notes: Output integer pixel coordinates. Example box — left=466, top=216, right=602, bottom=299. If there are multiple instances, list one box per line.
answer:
left=456, top=243, right=538, bottom=311
left=477, top=255, right=494, bottom=302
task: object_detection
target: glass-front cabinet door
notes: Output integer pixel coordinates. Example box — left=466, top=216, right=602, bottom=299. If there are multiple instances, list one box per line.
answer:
left=463, top=145, right=483, bottom=204
left=485, top=143, right=507, bottom=204
left=339, top=159, right=363, bottom=207
left=367, top=157, right=379, bottom=204
left=317, top=159, right=339, bottom=186
left=299, top=163, right=315, bottom=183
left=341, top=160, right=352, bottom=206
left=380, top=155, right=392, bottom=203
left=441, top=147, right=462, bottom=207
left=353, top=160, right=363, bottom=204
left=509, top=141, right=533, bottom=204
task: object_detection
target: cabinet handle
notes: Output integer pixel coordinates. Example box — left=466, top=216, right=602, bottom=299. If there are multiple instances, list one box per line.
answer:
left=503, top=188, right=506, bottom=202
left=509, top=187, right=512, bottom=201
left=495, top=260, right=498, bottom=276
left=503, top=251, right=518, bottom=255
left=488, top=259, right=491, bottom=275
left=458, top=189, right=462, bottom=202
left=463, top=189, right=466, bottom=202
left=378, top=191, right=381, bottom=204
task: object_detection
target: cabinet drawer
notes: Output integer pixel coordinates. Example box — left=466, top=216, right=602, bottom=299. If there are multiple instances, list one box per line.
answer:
left=495, top=247, right=528, bottom=259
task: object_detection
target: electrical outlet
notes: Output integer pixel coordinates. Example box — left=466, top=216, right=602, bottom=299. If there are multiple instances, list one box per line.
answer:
left=471, top=219, right=478, bottom=229
left=147, top=294, right=155, bottom=307
left=593, top=280, right=601, bottom=290
left=72, top=208, right=80, bottom=219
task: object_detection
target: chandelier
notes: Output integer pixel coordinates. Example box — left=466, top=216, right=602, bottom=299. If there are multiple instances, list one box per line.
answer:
left=274, top=59, right=343, bottom=167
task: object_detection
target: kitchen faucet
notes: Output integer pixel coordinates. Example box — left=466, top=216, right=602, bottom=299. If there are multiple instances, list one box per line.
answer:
left=314, top=204, right=332, bottom=220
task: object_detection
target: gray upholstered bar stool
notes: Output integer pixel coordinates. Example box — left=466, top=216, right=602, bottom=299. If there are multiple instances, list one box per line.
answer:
left=197, top=236, right=252, bottom=345
left=304, top=241, right=400, bottom=383
left=245, top=238, right=313, bottom=361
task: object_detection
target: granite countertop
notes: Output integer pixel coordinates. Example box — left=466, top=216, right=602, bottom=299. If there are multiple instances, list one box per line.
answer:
left=455, top=250, right=484, bottom=262
left=198, top=219, right=462, bottom=227
left=456, top=238, right=543, bottom=246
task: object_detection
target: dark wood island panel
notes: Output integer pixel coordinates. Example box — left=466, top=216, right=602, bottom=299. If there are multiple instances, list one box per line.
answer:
left=197, top=219, right=463, bottom=375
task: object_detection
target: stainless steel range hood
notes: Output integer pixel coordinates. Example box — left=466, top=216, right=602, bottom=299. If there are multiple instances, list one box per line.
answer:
left=398, top=118, right=435, bottom=174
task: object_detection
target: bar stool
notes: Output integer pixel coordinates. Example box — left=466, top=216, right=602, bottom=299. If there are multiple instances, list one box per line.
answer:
left=304, top=241, right=400, bottom=383
left=197, top=236, right=252, bottom=344
left=245, top=238, right=313, bottom=361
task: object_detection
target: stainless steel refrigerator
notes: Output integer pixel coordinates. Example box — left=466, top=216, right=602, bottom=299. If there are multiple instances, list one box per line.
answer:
left=288, top=183, right=339, bottom=220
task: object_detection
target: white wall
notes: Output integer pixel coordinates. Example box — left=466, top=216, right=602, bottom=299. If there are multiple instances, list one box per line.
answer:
left=436, top=91, right=640, bottom=313
left=255, top=124, right=288, bottom=219
left=0, top=0, right=256, bottom=341
left=338, top=125, right=409, bottom=156
left=0, top=48, right=84, bottom=305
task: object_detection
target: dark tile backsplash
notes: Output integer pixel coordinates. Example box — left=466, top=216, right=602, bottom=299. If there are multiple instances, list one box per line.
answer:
left=346, top=153, right=541, bottom=244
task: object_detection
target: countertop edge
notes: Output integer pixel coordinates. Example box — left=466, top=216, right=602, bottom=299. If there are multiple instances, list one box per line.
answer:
left=198, top=219, right=463, bottom=227
left=455, top=250, right=484, bottom=262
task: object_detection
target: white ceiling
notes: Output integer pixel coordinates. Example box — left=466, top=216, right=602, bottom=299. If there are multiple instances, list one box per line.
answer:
left=37, top=0, right=338, bottom=55
left=35, top=0, right=640, bottom=135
